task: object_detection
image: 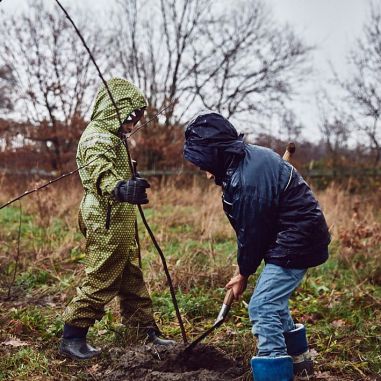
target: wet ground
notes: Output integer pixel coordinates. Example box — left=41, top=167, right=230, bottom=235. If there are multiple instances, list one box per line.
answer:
left=103, top=343, right=245, bottom=381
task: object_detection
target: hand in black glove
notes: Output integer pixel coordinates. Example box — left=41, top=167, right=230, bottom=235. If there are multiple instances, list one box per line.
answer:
left=113, top=177, right=150, bottom=204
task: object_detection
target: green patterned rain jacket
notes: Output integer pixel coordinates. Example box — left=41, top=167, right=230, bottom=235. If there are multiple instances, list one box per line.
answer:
left=63, top=78, right=155, bottom=329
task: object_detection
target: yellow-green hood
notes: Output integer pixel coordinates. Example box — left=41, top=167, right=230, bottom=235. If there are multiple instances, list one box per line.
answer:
left=90, top=78, right=147, bottom=134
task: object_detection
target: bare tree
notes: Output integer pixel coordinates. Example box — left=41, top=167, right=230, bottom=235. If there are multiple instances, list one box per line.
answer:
left=315, top=89, right=353, bottom=169
left=0, top=0, right=310, bottom=173
left=105, top=0, right=310, bottom=169
left=110, top=0, right=310, bottom=128
left=0, top=1, right=101, bottom=170
left=319, top=117, right=350, bottom=168
left=280, top=110, right=303, bottom=142
left=339, top=1, right=381, bottom=165
left=0, top=65, right=15, bottom=112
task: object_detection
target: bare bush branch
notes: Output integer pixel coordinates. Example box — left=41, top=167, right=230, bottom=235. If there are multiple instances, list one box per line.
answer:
left=339, top=1, right=381, bottom=164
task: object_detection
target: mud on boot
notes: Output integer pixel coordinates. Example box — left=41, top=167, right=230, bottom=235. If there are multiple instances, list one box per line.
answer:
left=284, top=323, right=314, bottom=380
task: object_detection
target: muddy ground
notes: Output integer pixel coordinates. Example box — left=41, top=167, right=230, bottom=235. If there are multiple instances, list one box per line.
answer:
left=103, top=343, right=246, bottom=381
left=100, top=343, right=363, bottom=381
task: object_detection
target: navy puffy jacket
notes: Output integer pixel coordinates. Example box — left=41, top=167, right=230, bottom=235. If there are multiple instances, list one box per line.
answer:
left=222, top=144, right=330, bottom=276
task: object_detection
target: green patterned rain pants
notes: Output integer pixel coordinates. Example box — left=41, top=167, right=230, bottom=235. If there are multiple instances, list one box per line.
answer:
left=63, top=193, right=155, bottom=330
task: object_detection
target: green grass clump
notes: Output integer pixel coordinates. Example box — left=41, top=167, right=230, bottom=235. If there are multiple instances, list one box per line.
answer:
left=16, top=269, right=53, bottom=290
left=0, top=347, right=50, bottom=380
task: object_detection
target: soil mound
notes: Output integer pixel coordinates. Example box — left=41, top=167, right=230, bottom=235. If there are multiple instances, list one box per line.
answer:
left=103, top=343, right=245, bottom=381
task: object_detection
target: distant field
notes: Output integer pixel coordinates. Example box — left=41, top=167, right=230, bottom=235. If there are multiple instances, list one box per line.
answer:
left=0, top=180, right=380, bottom=380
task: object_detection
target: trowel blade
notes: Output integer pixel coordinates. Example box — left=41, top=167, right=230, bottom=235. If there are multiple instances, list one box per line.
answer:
left=184, top=318, right=225, bottom=353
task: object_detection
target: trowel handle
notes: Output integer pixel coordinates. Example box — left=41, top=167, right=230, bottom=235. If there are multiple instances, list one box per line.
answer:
left=283, top=142, right=295, bottom=162
left=215, top=268, right=240, bottom=323
left=223, top=288, right=235, bottom=306
left=223, top=267, right=240, bottom=306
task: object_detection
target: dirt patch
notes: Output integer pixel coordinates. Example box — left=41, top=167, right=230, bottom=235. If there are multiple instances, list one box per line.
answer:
left=103, top=343, right=245, bottom=381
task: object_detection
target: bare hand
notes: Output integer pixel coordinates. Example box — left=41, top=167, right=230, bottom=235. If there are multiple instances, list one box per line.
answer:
left=225, top=274, right=248, bottom=300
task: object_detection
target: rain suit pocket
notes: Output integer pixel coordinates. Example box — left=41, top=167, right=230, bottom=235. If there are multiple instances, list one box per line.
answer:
left=81, top=193, right=112, bottom=234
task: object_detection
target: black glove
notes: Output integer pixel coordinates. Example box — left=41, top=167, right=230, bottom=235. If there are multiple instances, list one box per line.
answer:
left=113, top=177, right=150, bottom=204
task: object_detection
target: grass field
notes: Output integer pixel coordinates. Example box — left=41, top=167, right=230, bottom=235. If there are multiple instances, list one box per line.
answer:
left=0, top=177, right=380, bottom=380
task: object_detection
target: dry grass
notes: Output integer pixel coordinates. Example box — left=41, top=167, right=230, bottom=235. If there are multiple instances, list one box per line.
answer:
left=2, top=175, right=380, bottom=247
left=149, top=177, right=233, bottom=238
left=317, top=183, right=381, bottom=236
left=142, top=177, right=236, bottom=291
left=316, top=183, right=381, bottom=285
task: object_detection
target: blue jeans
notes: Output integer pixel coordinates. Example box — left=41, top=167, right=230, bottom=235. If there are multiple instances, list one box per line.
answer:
left=248, top=264, right=307, bottom=357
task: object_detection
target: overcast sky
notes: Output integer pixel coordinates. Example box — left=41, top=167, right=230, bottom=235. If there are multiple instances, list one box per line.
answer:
left=267, top=0, right=368, bottom=138
left=1, top=0, right=370, bottom=139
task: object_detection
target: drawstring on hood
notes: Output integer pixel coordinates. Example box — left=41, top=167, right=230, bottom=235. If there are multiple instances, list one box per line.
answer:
left=184, top=112, right=245, bottom=185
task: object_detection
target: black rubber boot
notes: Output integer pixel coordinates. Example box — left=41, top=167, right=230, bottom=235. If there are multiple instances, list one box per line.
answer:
left=60, top=324, right=101, bottom=360
left=284, top=323, right=314, bottom=380
left=146, top=328, right=176, bottom=346
left=60, top=337, right=101, bottom=360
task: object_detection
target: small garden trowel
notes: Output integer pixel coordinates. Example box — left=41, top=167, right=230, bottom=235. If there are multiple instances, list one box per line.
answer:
left=184, top=272, right=237, bottom=353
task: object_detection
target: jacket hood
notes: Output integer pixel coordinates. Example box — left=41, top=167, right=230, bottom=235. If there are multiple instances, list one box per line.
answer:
left=184, top=112, right=245, bottom=184
left=90, top=78, right=147, bottom=134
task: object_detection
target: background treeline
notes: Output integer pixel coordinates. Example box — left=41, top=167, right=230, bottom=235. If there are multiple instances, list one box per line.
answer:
left=1, top=0, right=381, bottom=187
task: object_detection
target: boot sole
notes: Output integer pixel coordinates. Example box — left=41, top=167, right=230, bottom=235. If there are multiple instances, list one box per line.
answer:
left=59, top=348, right=101, bottom=360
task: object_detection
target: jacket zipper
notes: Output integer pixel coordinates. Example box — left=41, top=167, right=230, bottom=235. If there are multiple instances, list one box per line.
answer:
left=105, top=202, right=112, bottom=230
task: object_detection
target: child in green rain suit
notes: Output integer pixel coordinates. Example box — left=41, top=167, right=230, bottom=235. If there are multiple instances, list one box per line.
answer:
left=60, top=78, right=175, bottom=360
